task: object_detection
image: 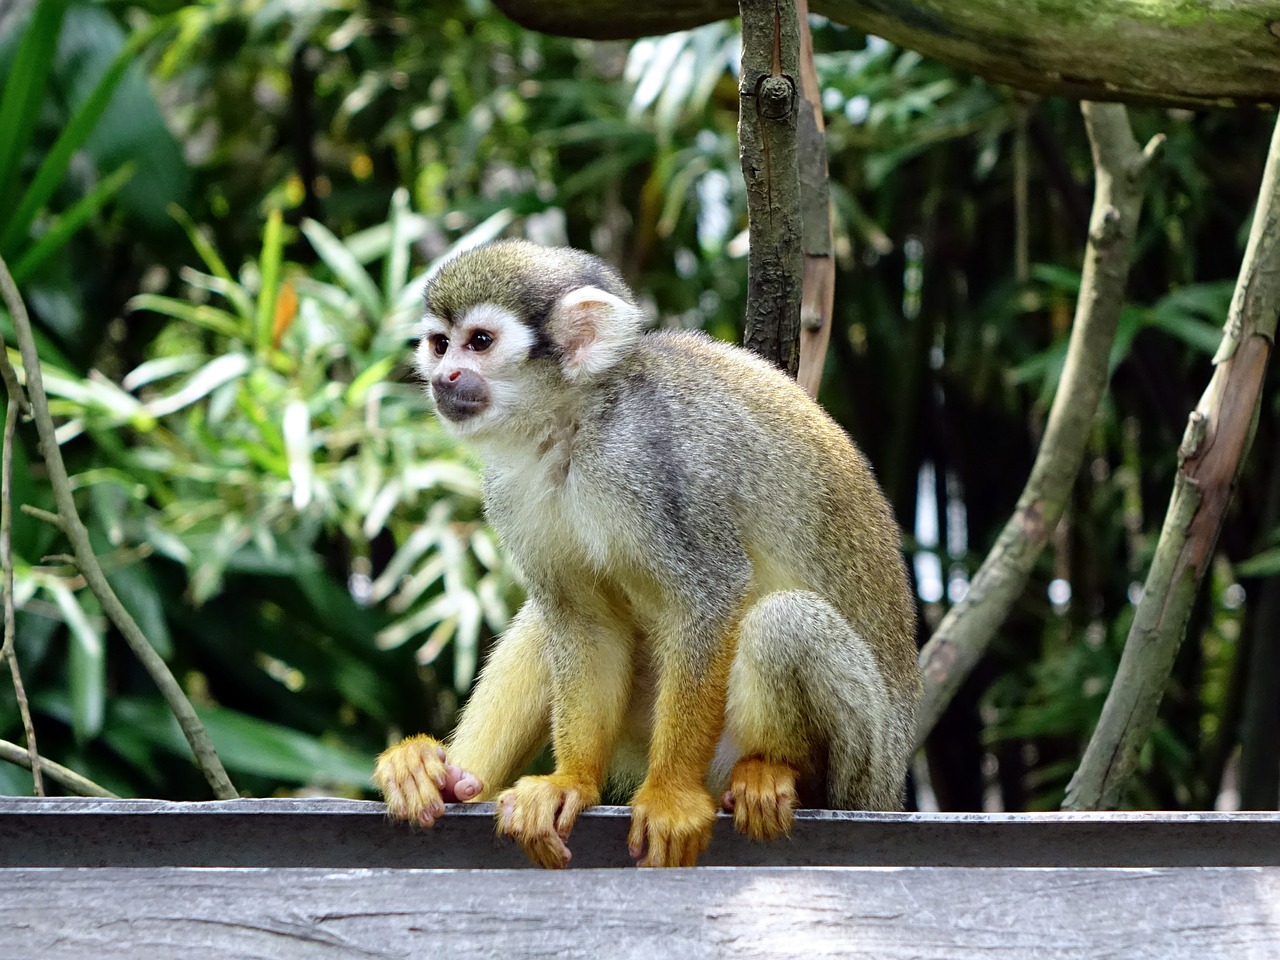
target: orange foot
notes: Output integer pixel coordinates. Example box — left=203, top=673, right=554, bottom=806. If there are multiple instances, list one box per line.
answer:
left=628, top=781, right=716, bottom=867
left=495, top=774, right=599, bottom=869
left=723, top=756, right=799, bottom=842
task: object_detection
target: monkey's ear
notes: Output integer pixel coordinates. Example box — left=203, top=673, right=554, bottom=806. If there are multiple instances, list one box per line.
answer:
left=547, top=286, right=642, bottom=380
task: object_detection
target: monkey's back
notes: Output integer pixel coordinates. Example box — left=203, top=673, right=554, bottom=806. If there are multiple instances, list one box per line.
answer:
left=618, top=331, right=919, bottom=698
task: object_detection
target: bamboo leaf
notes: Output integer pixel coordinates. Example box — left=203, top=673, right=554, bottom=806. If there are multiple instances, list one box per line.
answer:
left=254, top=208, right=285, bottom=353
left=47, top=580, right=105, bottom=741
left=0, top=0, right=69, bottom=215
left=0, top=16, right=169, bottom=254
left=301, top=218, right=383, bottom=319
left=128, top=294, right=243, bottom=339
left=10, top=163, right=136, bottom=285
left=142, top=352, right=251, bottom=418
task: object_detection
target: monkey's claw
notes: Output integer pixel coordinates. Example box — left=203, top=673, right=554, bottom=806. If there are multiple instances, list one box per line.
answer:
left=628, top=782, right=716, bottom=867
left=723, top=756, right=799, bottom=842
left=495, top=774, right=599, bottom=869
left=373, top=735, right=483, bottom=828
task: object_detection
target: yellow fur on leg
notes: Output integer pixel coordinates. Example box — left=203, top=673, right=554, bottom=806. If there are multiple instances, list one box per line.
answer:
left=724, top=755, right=799, bottom=841
left=495, top=773, right=601, bottom=868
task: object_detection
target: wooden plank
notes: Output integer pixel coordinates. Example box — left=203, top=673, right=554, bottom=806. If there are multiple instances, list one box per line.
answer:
left=2, top=865, right=1278, bottom=959
left=1, top=797, right=1279, bottom=868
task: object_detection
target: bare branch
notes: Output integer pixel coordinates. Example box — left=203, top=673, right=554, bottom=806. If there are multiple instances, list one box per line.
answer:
left=915, top=103, right=1159, bottom=747
left=1, top=387, right=41, bottom=795
left=0, top=737, right=117, bottom=798
left=0, top=253, right=238, bottom=800
left=1063, top=115, right=1280, bottom=811
left=793, top=0, right=835, bottom=398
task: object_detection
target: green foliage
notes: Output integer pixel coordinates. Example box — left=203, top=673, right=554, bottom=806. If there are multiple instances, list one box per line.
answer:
left=0, top=1, right=1275, bottom=810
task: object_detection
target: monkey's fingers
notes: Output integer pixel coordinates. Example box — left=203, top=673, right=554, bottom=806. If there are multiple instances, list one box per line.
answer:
left=727, top=756, right=799, bottom=842
left=628, top=783, right=716, bottom=868
left=373, top=734, right=454, bottom=827
left=495, top=774, right=599, bottom=869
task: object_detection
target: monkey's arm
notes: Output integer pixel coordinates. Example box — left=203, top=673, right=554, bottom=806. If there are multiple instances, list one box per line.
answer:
left=374, top=603, right=552, bottom=825
left=494, top=593, right=634, bottom=868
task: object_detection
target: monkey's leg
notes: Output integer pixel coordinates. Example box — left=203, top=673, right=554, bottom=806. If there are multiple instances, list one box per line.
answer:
left=628, top=622, right=736, bottom=868
left=495, top=611, right=633, bottom=869
left=724, top=590, right=909, bottom=841
left=374, top=603, right=552, bottom=828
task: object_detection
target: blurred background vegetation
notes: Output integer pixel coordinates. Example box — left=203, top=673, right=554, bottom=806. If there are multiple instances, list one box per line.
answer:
left=0, top=0, right=1276, bottom=810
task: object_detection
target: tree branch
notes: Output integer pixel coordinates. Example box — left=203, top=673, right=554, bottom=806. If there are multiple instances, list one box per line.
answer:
left=793, top=0, right=835, bottom=398
left=1063, top=114, right=1280, bottom=811
left=738, top=0, right=803, bottom=375
left=915, top=103, right=1161, bottom=748
left=0, top=254, right=238, bottom=800
left=1, top=381, right=41, bottom=795
left=493, top=0, right=1280, bottom=108
left=0, top=737, right=117, bottom=798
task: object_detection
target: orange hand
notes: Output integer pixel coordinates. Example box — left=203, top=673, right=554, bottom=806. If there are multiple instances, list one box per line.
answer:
left=374, top=735, right=484, bottom=828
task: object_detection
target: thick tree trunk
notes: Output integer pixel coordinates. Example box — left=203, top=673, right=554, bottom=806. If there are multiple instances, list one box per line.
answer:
left=491, top=0, right=1280, bottom=108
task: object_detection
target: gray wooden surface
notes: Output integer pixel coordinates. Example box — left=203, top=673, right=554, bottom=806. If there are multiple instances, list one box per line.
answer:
left=2, top=797, right=1279, bottom=868
left=3, top=865, right=1279, bottom=959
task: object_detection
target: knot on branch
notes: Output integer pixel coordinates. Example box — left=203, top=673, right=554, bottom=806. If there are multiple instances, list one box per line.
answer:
left=756, top=74, right=797, bottom=121
left=1090, top=206, right=1123, bottom=246
left=1178, top=410, right=1208, bottom=461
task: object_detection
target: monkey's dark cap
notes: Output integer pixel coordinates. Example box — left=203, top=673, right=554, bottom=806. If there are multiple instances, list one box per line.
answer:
left=424, top=240, right=635, bottom=333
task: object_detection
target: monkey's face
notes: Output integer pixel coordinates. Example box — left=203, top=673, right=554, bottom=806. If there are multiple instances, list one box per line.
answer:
left=415, top=303, right=540, bottom=437
left=416, top=241, right=646, bottom=442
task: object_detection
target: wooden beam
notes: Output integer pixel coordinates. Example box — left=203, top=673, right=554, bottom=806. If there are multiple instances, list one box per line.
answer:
left=2, top=798, right=1278, bottom=868
left=3, top=864, right=1278, bottom=958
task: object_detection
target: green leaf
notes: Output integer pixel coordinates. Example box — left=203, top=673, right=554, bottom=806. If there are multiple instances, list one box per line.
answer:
left=1236, top=548, right=1280, bottom=578
left=127, top=293, right=244, bottom=339
left=0, top=0, right=69, bottom=215
left=142, top=353, right=251, bottom=418
left=47, top=580, right=105, bottom=741
left=111, top=698, right=373, bottom=788
left=0, top=15, right=168, bottom=254
left=106, top=563, right=174, bottom=660
left=301, top=218, right=384, bottom=320
left=254, top=208, right=285, bottom=353
left=10, top=162, right=136, bottom=286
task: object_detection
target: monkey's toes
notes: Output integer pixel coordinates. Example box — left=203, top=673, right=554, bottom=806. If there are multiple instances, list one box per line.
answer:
left=495, top=775, right=597, bottom=869
left=629, top=782, right=716, bottom=867
left=374, top=735, right=477, bottom=827
left=727, top=756, right=799, bottom=842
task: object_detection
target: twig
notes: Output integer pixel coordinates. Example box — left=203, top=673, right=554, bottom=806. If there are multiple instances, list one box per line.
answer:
left=738, top=0, right=803, bottom=374
left=1, top=384, right=42, bottom=795
left=0, top=737, right=117, bottom=798
left=793, top=0, right=835, bottom=398
left=0, top=253, right=238, bottom=800
left=1063, top=113, right=1280, bottom=811
left=915, top=103, right=1162, bottom=747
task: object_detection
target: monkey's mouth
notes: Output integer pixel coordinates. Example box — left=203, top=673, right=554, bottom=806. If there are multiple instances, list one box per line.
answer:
left=431, top=370, right=491, bottom=422
left=433, top=393, right=489, bottom=422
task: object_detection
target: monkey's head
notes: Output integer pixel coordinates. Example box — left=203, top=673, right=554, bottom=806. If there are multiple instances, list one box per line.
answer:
left=416, top=240, right=644, bottom=439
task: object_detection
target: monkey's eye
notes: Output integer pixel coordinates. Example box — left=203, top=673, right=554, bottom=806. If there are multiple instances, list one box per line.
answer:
left=467, top=331, right=494, bottom=352
left=428, top=334, right=449, bottom=357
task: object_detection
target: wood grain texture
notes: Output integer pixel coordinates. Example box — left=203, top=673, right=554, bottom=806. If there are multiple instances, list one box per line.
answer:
left=2, top=865, right=1278, bottom=959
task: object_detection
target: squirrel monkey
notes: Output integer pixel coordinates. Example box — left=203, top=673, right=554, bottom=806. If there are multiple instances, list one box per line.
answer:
left=374, top=240, right=920, bottom=868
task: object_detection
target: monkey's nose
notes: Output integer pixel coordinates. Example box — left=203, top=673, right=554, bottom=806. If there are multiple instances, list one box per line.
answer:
left=431, top=368, right=491, bottom=421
